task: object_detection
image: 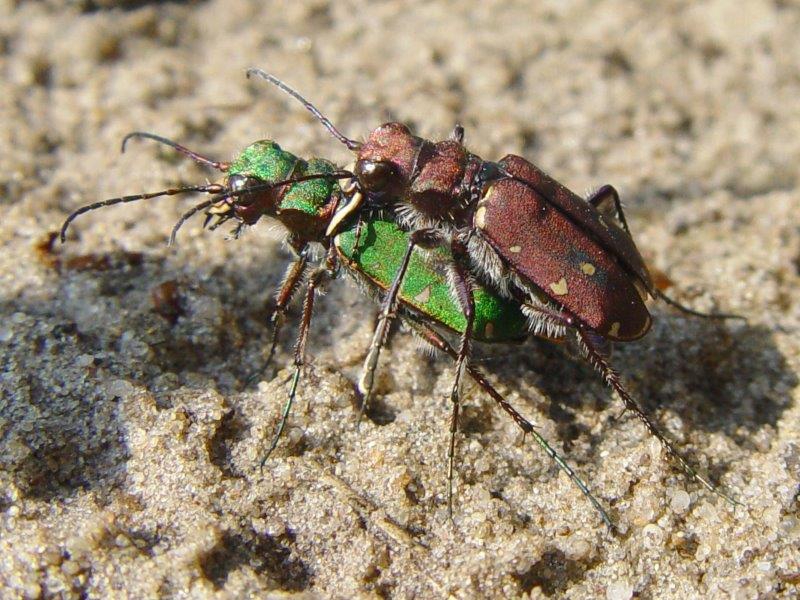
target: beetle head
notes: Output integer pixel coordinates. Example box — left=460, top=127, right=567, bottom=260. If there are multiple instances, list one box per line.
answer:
left=355, top=122, right=420, bottom=201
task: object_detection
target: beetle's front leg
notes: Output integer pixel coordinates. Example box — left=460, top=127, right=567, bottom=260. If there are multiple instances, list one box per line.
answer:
left=260, top=247, right=338, bottom=466
left=443, top=239, right=477, bottom=515
left=243, top=243, right=311, bottom=388
left=265, top=245, right=311, bottom=366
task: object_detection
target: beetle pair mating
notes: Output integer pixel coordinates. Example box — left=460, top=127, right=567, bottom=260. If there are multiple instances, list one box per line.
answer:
left=61, top=68, right=741, bottom=529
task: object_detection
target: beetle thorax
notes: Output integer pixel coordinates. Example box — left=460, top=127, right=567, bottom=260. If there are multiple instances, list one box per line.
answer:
left=355, top=123, right=473, bottom=231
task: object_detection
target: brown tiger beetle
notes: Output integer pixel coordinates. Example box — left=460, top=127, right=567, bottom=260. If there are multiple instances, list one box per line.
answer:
left=246, top=68, right=745, bottom=507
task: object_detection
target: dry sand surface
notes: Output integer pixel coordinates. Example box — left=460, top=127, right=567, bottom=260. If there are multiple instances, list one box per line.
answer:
left=1, top=0, right=799, bottom=598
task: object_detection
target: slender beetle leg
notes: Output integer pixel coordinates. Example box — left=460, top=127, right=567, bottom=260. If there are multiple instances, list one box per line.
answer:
left=357, top=228, right=449, bottom=422
left=243, top=246, right=311, bottom=388
left=406, top=317, right=614, bottom=531
left=576, top=327, right=739, bottom=506
left=525, top=302, right=738, bottom=505
left=260, top=248, right=337, bottom=467
left=445, top=240, right=476, bottom=516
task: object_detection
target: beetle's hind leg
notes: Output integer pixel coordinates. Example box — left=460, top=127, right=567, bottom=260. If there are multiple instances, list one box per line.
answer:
left=407, top=317, right=614, bottom=530
left=575, top=326, right=740, bottom=506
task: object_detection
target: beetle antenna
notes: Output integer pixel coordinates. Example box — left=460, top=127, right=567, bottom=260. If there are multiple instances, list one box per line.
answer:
left=652, top=288, right=745, bottom=321
left=122, top=132, right=230, bottom=171
left=60, top=184, right=226, bottom=243
left=228, top=170, right=356, bottom=199
left=169, top=198, right=219, bottom=246
left=246, top=68, right=362, bottom=151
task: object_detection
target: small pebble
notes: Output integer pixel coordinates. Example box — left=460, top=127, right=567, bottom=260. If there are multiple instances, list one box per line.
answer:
left=670, top=490, right=691, bottom=514
left=606, top=579, right=634, bottom=600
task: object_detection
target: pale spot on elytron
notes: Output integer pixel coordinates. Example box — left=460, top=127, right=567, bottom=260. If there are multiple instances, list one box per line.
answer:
left=580, top=262, right=596, bottom=276
left=549, top=277, right=569, bottom=296
left=484, top=322, right=495, bottom=339
left=414, top=285, right=431, bottom=304
left=609, top=322, right=621, bottom=337
left=509, top=245, right=521, bottom=253
left=474, top=206, right=487, bottom=229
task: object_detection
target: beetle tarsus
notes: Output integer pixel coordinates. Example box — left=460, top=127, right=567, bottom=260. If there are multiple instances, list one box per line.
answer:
left=260, top=265, right=332, bottom=466
left=653, top=287, right=746, bottom=322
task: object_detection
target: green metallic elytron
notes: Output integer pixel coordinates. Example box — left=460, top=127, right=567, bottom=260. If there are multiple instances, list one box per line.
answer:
left=61, top=135, right=613, bottom=529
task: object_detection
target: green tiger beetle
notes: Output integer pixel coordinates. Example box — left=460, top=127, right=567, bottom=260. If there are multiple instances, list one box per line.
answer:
left=60, top=135, right=615, bottom=528
left=241, top=68, right=744, bottom=508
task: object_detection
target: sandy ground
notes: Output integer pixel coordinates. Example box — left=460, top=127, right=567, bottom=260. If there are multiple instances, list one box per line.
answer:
left=1, top=0, right=799, bottom=598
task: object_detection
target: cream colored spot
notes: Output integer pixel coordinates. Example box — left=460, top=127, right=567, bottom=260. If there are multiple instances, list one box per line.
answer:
left=509, top=245, right=521, bottom=253
left=484, top=322, right=495, bottom=339
left=549, top=278, right=569, bottom=296
left=608, top=322, right=621, bottom=337
left=475, top=206, right=487, bottom=229
left=414, top=286, right=431, bottom=304
left=580, top=262, right=596, bottom=276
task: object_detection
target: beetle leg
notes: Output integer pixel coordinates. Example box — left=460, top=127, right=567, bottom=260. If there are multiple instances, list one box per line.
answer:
left=357, top=228, right=449, bottom=422
left=243, top=246, right=311, bottom=388
left=575, top=326, right=739, bottom=506
left=449, top=123, right=465, bottom=144
left=444, top=241, right=476, bottom=516
left=586, top=184, right=631, bottom=234
left=260, top=256, right=335, bottom=468
left=406, top=317, right=614, bottom=530
left=652, top=288, right=745, bottom=321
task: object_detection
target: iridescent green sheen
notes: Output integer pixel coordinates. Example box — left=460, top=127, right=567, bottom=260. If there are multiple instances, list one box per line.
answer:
left=335, top=217, right=528, bottom=342
left=281, top=157, right=337, bottom=216
left=230, top=140, right=528, bottom=341
left=228, top=140, right=297, bottom=183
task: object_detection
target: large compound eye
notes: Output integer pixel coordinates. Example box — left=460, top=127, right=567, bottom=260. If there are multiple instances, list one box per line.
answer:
left=355, top=159, right=396, bottom=193
left=227, top=173, right=258, bottom=206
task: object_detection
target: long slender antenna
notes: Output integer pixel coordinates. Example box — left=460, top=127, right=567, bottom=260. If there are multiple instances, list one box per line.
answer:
left=246, top=68, right=362, bottom=151
left=169, top=198, right=219, bottom=246
left=60, top=184, right=225, bottom=242
left=122, top=132, right=230, bottom=171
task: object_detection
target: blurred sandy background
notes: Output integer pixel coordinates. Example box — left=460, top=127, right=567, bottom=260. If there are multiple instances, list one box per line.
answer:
left=1, top=0, right=799, bottom=597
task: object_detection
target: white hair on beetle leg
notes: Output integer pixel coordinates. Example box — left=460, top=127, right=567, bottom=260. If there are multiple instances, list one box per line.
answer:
left=521, top=302, right=568, bottom=340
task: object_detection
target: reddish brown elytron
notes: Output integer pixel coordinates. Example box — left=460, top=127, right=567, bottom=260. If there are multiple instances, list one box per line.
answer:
left=476, top=156, right=652, bottom=341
